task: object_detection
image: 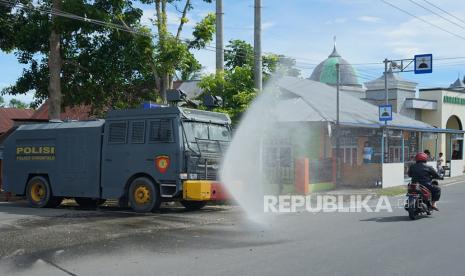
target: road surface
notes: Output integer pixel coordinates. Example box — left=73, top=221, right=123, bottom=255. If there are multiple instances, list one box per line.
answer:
left=1, top=181, right=465, bottom=276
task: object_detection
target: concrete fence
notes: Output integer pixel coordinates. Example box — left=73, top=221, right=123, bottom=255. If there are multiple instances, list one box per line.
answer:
left=382, top=163, right=405, bottom=188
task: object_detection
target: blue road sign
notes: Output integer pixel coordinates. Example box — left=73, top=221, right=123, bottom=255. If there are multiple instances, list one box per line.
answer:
left=414, top=54, right=433, bottom=74
left=379, top=105, right=393, bottom=122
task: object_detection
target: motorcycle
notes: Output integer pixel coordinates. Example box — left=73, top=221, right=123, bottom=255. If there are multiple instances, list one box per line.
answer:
left=405, top=180, right=440, bottom=220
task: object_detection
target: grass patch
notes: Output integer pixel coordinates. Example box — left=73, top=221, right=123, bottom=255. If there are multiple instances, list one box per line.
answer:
left=377, top=185, right=407, bottom=196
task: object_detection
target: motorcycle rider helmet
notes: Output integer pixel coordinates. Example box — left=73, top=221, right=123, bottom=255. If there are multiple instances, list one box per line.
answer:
left=415, top=152, right=428, bottom=162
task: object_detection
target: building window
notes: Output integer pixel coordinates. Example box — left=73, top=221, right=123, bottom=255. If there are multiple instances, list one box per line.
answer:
left=333, top=146, right=357, bottom=166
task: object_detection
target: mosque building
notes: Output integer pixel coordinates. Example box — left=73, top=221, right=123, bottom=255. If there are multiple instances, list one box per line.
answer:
left=253, top=42, right=465, bottom=192
left=262, top=42, right=464, bottom=191
left=307, top=42, right=465, bottom=165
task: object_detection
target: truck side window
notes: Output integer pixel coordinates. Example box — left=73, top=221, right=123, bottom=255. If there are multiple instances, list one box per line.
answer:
left=108, top=121, right=127, bottom=144
left=131, top=121, right=146, bottom=144
left=149, top=119, right=173, bottom=143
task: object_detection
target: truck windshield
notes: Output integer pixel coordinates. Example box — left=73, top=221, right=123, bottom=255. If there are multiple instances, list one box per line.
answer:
left=182, top=121, right=231, bottom=143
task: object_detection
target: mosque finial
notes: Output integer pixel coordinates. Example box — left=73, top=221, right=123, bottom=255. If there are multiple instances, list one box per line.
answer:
left=329, top=36, right=340, bottom=57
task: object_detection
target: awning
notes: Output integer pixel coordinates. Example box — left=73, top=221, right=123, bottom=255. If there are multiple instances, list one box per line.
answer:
left=338, top=121, right=463, bottom=134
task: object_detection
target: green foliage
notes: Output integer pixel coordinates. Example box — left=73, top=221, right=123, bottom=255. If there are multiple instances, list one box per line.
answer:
left=0, top=96, right=4, bottom=107
left=139, top=0, right=215, bottom=99
left=199, top=68, right=255, bottom=124
left=176, top=51, right=202, bottom=81
left=200, top=40, right=300, bottom=124
left=0, top=0, right=157, bottom=113
left=189, top=13, right=216, bottom=50
left=8, top=98, right=29, bottom=109
left=224, top=40, right=254, bottom=70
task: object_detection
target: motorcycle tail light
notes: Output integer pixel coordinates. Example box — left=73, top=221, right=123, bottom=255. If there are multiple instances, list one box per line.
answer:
left=408, top=183, right=419, bottom=192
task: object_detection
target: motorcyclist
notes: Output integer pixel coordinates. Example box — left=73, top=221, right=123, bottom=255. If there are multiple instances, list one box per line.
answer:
left=408, top=152, right=442, bottom=210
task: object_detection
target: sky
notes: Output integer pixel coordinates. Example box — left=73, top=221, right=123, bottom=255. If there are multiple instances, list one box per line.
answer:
left=2, top=0, right=465, bottom=104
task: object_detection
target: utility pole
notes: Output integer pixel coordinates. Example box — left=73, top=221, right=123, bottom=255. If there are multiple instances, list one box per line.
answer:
left=384, top=58, right=389, bottom=107
left=336, top=63, right=341, bottom=185
left=383, top=58, right=389, bottom=164
left=216, top=0, right=224, bottom=73
left=254, top=0, right=262, bottom=91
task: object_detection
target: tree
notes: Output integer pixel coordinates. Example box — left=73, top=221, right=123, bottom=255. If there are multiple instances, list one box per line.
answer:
left=8, top=99, right=29, bottom=109
left=48, top=0, right=62, bottom=119
left=224, top=40, right=254, bottom=70
left=0, top=96, right=4, bottom=107
left=140, top=0, right=215, bottom=102
left=224, top=39, right=301, bottom=80
left=199, top=40, right=300, bottom=123
left=0, top=0, right=157, bottom=116
left=199, top=67, right=255, bottom=123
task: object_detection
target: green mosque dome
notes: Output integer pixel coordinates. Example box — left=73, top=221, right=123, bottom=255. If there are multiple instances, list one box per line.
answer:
left=309, top=46, right=361, bottom=87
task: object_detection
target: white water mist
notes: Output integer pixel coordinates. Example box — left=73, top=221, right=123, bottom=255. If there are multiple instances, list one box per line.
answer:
left=220, top=76, right=311, bottom=222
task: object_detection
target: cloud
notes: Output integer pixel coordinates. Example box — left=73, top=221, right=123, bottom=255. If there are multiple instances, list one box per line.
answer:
left=262, top=21, right=276, bottom=30
left=324, top=17, right=348, bottom=25
left=382, top=13, right=465, bottom=58
left=357, top=16, right=381, bottom=23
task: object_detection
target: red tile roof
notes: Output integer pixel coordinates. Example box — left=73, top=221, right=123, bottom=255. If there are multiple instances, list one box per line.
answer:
left=30, top=100, right=93, bottom=121
left=0, top=108, right=34, bottom=134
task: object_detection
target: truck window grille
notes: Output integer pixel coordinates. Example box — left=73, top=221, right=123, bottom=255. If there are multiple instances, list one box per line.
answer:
left=108, top=122, right=127, bottom=144
left=131, top=121, right=145, bottom=144
left=149, top=119, right=173, bottom=142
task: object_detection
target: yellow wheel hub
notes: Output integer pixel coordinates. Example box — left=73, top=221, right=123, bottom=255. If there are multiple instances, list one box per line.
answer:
left=30, top=182, right=46, bottom=202
left=134, top=185, right=151, bottom=205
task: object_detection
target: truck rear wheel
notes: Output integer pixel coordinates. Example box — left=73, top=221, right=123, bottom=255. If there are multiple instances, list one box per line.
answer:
left=128, top=177, right=161, bottom=213
left=26, top=176, right=59, bottom=208
left=180, top=200, right=207, bottom=211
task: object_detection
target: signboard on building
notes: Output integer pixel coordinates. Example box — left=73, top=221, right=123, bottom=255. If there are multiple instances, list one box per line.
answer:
left=414, top=54, right=433, bottom=74
left=379, top=105, right=393, bottom=122
left=444, top=95, right=465, bottom=105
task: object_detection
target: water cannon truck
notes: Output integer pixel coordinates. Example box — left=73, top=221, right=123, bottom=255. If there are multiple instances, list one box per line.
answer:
left=2, top=100, right=231, bottom=212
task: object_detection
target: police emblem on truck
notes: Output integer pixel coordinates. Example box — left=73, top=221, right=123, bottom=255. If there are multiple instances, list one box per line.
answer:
left=155, top=155, right=170, bottom=173
left=16, top=146, right=56, bottom=161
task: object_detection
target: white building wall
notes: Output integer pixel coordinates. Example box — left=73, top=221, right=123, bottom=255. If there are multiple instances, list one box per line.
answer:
left=382, top=163, right=405, bottom=188
left=420, top=89, right=465, bottom=176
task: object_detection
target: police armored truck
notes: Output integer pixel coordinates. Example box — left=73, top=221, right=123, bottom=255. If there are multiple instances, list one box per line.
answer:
left=3, top=105, right=231, bottom=212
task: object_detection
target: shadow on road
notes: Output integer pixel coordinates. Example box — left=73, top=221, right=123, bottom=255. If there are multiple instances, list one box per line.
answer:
left=360, top=215, right=433, bottom=222
left=0, top=201, right=230, bottom=218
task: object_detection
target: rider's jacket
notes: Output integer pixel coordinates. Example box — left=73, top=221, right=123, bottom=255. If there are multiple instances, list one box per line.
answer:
left=408, top=162, right=440, bottom=185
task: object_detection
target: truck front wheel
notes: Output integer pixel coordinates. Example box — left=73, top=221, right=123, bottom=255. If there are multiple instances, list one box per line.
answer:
left=26, top=176, right=60, bottom=208
left=128, top=177, right=161, bottom=213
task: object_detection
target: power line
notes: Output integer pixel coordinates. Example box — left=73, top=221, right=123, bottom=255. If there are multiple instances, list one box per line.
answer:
left=380, top=0, right=465, bottom=42
left=3, top=0, right=465, bottom=77
left=421, top=0, right=465, bottom=26
left=408, top=0, right=465, bottom=31
left=436, top=56, right=465, bottom=61
left=0, top=0, right=408, bottom=70
left=0, top=0, right=151, bottom=37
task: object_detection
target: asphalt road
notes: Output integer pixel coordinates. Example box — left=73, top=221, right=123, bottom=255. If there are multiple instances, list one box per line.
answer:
left=1, top=181, right=465, bottom=276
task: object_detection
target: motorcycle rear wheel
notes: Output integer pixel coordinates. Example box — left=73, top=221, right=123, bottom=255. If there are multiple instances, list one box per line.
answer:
left=407, top=197, right=418, bottom=220
left=408, top=208, right=417, bottom=220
